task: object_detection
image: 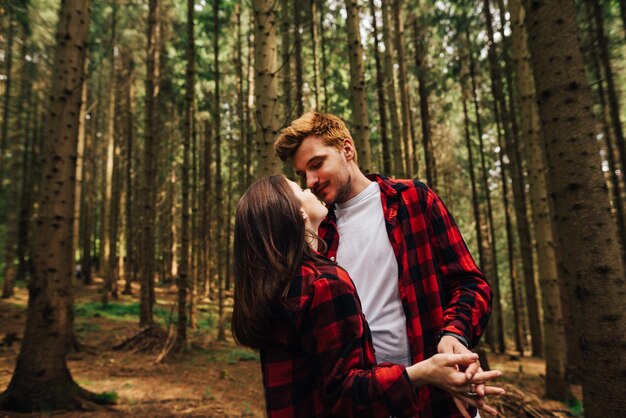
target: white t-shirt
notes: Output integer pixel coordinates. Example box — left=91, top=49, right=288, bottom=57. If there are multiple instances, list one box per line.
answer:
left=335, top=182, right=411, bottom=366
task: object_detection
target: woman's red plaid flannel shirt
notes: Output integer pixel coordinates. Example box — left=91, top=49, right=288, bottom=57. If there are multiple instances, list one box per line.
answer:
left=318, top=175, right=493, bottom=418
left=260, top=259, right=421, bottom=417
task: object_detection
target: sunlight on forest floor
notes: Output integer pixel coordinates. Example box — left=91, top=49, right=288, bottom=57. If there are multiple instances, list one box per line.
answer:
left=0, top=278, right=580, bottom=417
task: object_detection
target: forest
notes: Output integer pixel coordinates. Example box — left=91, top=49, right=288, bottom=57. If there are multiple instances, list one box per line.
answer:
left=0, top=0, right=625, bottom=416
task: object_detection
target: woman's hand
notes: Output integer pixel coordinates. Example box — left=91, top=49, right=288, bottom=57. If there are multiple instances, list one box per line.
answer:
left=406, top=353, right=505, bottom=418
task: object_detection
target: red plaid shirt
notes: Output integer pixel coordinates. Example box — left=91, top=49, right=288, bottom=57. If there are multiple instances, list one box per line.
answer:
left=319, top=175, right=493, bottom=418
left=261, top=258, right=420, bottom=417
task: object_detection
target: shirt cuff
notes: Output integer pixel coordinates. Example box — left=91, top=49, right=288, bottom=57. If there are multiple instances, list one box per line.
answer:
left=441, top=331, right=469, bottom=348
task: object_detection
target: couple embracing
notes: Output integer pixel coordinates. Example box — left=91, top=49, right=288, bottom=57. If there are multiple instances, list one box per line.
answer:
left=232, top=113, right=504, bottom=418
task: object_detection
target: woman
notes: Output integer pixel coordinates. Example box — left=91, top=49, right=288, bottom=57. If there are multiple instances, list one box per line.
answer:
left=232, top=175, right=503, bottom=418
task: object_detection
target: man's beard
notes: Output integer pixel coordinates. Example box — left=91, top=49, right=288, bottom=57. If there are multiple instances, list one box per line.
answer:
left=331, top=172, right=352, bottom=205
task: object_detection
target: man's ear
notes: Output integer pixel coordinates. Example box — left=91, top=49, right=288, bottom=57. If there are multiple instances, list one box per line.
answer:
left=342, top=138, right=356, bottom=161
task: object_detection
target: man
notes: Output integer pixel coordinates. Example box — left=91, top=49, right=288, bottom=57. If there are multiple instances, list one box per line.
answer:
left=274, top=112, right=495, bottom=418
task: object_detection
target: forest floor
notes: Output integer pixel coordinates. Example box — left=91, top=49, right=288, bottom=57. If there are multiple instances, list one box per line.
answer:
left=0, top=278, right=582, bottom=418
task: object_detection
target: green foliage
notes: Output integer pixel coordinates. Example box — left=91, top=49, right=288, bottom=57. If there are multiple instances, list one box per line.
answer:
left=568, top=397, right=584, bottom=417
left=92, top=391, right=119, bottom=404
left=74, top=302, right=170, bottom=323
left=226, top=348, right=259, bottom=365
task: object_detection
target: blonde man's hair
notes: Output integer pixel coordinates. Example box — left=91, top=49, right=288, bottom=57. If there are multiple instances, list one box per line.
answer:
left=274, top=112, right=357, bottom=163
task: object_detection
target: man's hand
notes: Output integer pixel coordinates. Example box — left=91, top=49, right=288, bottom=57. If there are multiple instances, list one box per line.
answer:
left=438, top=335, right=481, bottom=379
left=438, top=335, right=502, bottom=416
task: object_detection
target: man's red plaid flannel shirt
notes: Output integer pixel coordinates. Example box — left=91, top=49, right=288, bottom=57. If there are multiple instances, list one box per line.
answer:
left=318, top=175, right=493, bottom=418
left=261, top=259, right=420, bottom=417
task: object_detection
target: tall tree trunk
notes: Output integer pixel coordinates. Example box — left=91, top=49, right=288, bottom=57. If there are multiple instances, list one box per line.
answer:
left=253, top=0, right=280, bottom=176
left=412, top=10, right=436, bottom=188
left=0, top=0, right=111, bottom=410
left=190, top=118, right=199, bottom=330
left=174, top=0, right=196, bottom=352
left=225, top=147, right=234, bottom=292
left=73, top=65, right=88, bottom=268
left=318, top=0, right=329, bottom=112
left=294, top=2, right=304, bottom=116
left=280, top=0, right=292, bottom=119
left=525, top=1, right=626, bottom=415
left=589, top=0, right=626, bottom=189
left=0, top=5, right=14, bottom=187
left=80, top=100, right=94, bottom=286
left=618, top=0, right=626, bottom=38
left=460, top=76, right=486, bottom=285
left=484, top=0, right=542, bottom=357
left=215, top=0, right=226, bottom=342
left=246, top=9, right=255, bottom=185
left=2, top=40, right=28, bottom=299
left=495, top=106, right=525, bottom=356
left=235, top=1, right=246, bottom=196
left=367, top=0, right=391, bottom=174
left=16, top=74, right=36, bottom=283
left=122, top=54, right=136, bottom=295
left=141, top=0, right=161, bottom=328
left=102, top=5, right=119, bottom=305
left=464, top=20, right=505, bottom=353
left=392, top=0, right=414, bottom=177
left=585, top=0, right=626, bottom=266
left=381, top=0, right=404, bottom=176
left=345, top=0, right=371, bottom=171
left=583, top=1, right=626, bottom=267
left=310, top=0, right=321, bottom=111
left=202, top=119, right=213, bottom=299
left=509, top=0, right=570, bottom=399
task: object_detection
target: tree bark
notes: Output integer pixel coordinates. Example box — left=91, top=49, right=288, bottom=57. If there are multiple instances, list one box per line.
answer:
left=2, top=40, right=28, bottom=299
left=412, top=10, right=436, bottom=188
left=367, top=0, right=391, bottom=175
left=294, top=1, right=304, bottom=116
left=345, top=0, right=372, bottom=171
left=253, top=0, right=281, bottom=176
left=279, top=0, right=292, bottom=119
left=16, top=66, right=36, bottom=283
left=215, top=0, right=226, bottom=342
left=464, top=19, right=505, bottom=353
left=525, top=1, right=626, bottom=414
left=102, top=5, right=120, bottom=305
left=174, top=0, right=196, bottom=352
left=484, top=0, right=542, bottom=357
left=122, top=53, right=136, bottom=295
left=318, top=0, right=329, bottom=112
left=310, top=0, right=321, bottom=111
left=392, top=0, right=414, bottom=177
left=140, top=0, right=161, bottom=328
left=381, top=0, right=404, bottom=177
left=460, top=76, right=486, bottom=287
left=585, top=0, right=626, bottom=266
left=0, top=0, right=112, bottom=411
left=0, top=5, right=15, bottom=187
left=509, top=0, right=570, bottom=399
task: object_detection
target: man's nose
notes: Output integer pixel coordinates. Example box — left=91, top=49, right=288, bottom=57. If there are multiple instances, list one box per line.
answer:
left=306, top=174, right=318, bottom=190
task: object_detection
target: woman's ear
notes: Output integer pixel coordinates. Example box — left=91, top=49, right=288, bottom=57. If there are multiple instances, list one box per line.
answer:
left=301, top=208, right=309, bottom=221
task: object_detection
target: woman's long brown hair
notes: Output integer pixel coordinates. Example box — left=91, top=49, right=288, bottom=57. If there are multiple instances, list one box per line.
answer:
left=232, top=175, right=323, bottom=349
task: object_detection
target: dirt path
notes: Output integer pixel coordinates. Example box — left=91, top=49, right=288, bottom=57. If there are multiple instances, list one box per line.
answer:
left=0, top=280, right=578, bottom=417
left=0, top=281, right=264, bottom=417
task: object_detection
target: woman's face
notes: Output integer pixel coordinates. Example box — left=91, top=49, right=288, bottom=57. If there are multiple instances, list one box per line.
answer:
left=287, top=179, right=328, bottom=227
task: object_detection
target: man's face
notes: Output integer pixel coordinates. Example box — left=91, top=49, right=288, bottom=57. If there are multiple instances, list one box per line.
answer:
left=292, top=135, right=353, bottom=206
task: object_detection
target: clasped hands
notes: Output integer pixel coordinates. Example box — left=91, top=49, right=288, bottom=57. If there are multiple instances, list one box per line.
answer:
left=435, top=335, right=505, bottom=417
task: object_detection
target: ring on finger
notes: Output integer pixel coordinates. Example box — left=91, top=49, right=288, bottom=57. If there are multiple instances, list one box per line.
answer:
left=464, top=383, right=478, bottom=398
